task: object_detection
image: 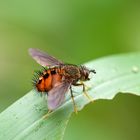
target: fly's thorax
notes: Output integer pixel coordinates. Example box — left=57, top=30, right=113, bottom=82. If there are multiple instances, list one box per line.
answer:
left=61, top=64, right=81, bottom=81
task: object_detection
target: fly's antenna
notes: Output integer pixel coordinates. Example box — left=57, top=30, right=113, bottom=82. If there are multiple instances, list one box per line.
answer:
left=90, top=69, right=96, bottom=74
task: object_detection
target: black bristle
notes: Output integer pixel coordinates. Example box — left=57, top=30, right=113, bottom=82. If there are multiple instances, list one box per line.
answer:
left=42, top=66, right=47, bottom=71
left=31, top=67, right=48, bottom=86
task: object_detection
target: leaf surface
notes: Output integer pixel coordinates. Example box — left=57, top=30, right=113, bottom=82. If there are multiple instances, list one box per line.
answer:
left=0, top=52, right=140, bottom=140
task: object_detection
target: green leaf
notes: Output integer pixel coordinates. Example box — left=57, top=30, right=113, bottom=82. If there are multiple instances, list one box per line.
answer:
left=0, top=52, right=140, bottom=140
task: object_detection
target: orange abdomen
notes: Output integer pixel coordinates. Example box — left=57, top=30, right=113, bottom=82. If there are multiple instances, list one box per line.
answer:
left=36, top=68, right=62, bottom=92
left=36, top=78, right=45, bottom=92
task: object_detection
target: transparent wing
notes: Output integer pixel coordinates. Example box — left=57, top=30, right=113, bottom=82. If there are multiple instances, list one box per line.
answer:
left=28, top=48, right=63, bottom=66
left=46, top=82, right=70, bottom=110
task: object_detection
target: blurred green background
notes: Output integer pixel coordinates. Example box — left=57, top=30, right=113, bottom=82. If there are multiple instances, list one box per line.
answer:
left=0, top=0, right=140, bottom=140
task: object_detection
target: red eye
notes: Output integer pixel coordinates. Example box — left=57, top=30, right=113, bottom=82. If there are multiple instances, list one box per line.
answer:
left=85, top=73, right=89, bottom=80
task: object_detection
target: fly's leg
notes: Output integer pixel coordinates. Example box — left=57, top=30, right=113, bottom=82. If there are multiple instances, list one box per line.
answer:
left=74, top=82, right=93, bottom=102
left=42, top=109, right=52, bottom=119
left=70, top=86, right=78, bottom=114
left=82, top=82, right=93, bottom=102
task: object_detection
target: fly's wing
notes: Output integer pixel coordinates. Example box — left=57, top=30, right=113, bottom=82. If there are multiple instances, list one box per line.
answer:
left=46, top=82, right=70, bottom=110
left=28, top=48, right=63, bottom=66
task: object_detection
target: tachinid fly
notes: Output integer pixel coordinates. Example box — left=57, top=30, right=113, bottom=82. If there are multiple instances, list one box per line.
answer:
left=29, top=48, right=96, bottom=113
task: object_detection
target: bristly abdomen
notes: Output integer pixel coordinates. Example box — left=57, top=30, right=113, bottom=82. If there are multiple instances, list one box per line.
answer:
left=32, top=67, right=47, bottom=87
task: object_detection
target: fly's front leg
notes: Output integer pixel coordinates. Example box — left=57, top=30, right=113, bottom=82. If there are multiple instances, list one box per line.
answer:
left=74, top=82, right=94, bottom=102
left=70, top=86, right=78, bottom=114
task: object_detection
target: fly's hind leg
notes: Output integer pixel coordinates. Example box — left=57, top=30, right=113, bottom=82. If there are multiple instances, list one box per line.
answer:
left=74, top=82, right=94, bottom=102
left=42, top=109, right=52, bottom=119
left=70, top=86, right=78, bottom=114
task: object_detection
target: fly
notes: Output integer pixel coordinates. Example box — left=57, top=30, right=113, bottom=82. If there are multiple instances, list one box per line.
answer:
left=29, top=48, right=96, bottom=114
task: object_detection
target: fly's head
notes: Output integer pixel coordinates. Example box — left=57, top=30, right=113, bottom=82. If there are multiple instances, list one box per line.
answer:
left=79, top=66, right=96, bottom=81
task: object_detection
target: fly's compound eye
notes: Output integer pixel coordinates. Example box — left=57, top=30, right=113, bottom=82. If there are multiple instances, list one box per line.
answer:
left=85, top=73, right=89, bottom=80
